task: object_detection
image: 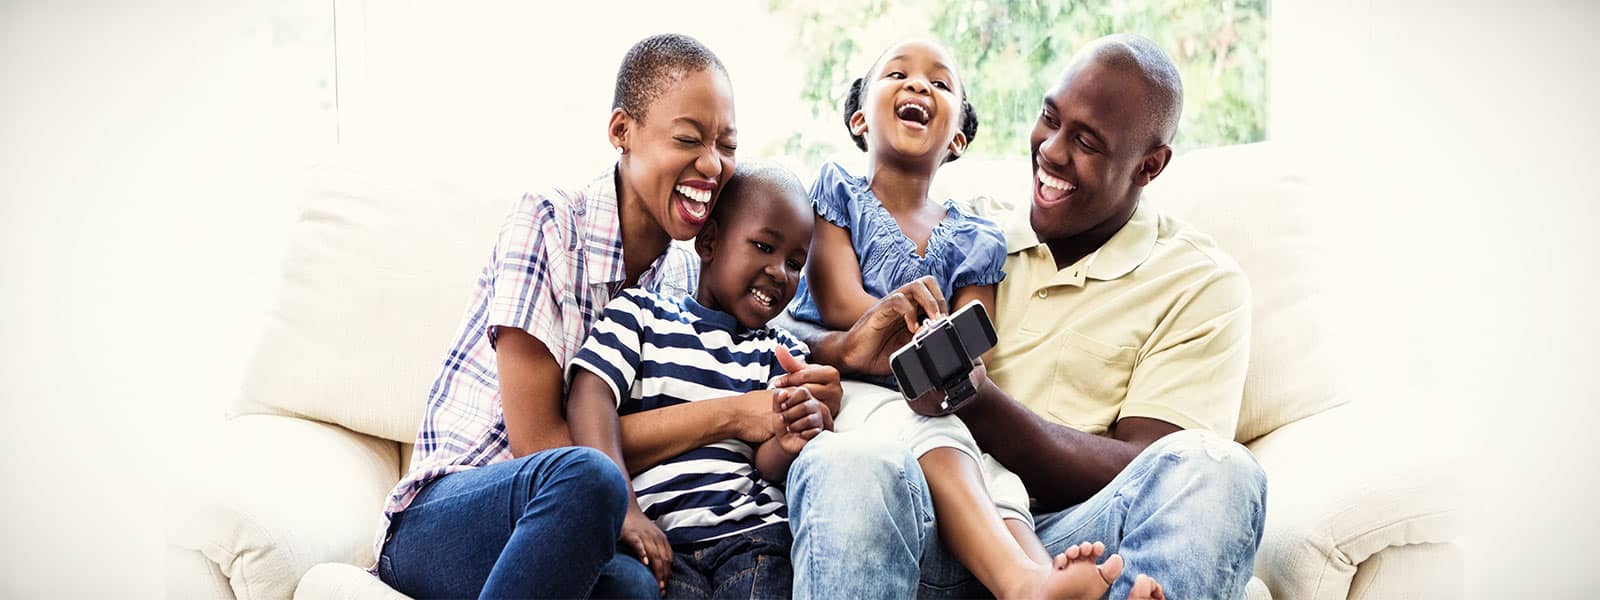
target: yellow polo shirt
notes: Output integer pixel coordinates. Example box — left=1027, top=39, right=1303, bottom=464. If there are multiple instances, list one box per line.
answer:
left=986, top=203, right=1251, bottom=437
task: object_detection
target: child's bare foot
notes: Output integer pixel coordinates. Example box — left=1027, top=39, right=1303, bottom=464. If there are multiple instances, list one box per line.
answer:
left=1126, top=574, right=1165, bottom=600
left=1001, top=541, right=1122, bottom=600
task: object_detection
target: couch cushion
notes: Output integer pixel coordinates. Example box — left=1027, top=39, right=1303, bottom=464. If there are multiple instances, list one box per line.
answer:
left=1143, top=142, right=1346, bottom=442
left=232, top=148, right=515, bottom=442
left=296, top=563, right=411, bottom=600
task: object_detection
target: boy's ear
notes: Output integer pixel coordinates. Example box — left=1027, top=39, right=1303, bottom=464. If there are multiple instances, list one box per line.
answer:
left=947, top=130, right=968, bottom=160
left=1132, top=145, right=1173, bottom=187
left=694, top=220, right=719, bottom=262
left=849, top=110, right=869, bottom=139
left=607, top=107, right=631, bottom=153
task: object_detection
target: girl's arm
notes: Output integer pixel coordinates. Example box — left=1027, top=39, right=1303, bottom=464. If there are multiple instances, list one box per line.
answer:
left=805, top=217, right=881, bottom=331
left=495, top=327, right=575, bottom=457
left=951, top=284, right=999, bottom=362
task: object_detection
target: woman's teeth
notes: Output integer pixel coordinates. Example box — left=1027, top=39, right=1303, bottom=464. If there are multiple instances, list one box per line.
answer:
left=675, top=184, right=711, bottom=219
left=1037, top=169, right=1076, bottom=193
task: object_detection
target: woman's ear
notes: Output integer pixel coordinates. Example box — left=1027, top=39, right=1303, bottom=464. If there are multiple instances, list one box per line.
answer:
left=607, top=107, right=631, bottom=154
left=694, top=220, right=720, bottom=262
left=849, top=110, right=869, bottom=139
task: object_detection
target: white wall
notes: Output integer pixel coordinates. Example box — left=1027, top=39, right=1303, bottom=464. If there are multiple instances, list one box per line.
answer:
left=1272, top=1, right=1600, bottom=596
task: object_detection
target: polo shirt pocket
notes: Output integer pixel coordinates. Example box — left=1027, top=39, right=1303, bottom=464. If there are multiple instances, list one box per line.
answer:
left=1047, top=328, right=1136, bottom=430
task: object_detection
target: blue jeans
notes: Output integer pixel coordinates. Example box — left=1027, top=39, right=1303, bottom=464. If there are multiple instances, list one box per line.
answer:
left=378, top=446, right=659, bottom=599
left=665, top=523, right=793, bottom=600
left=786, top=429, right=1267, bottom=600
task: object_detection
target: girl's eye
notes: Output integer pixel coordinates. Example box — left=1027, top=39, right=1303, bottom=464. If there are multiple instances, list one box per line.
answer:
left=887, top=71, right=905, bottom=79
left=753, top=242, right=773, bottom=253
left=932, top=80, right=950, bottom=90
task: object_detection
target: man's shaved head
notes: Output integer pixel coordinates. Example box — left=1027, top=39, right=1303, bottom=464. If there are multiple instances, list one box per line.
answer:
left=1066, top=34, right=1183, bottom=149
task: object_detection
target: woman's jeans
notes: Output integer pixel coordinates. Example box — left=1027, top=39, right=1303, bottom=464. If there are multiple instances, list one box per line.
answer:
left=786, top=429, right=1268, bottom=600
left=378, top=446, right=659, bottom=599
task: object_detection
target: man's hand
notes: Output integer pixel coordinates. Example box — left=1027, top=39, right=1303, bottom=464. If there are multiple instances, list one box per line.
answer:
left=771, top=349, right=843, bottom=416
left=909, top=361, right=989, bottom=417
left=619, top=504, right=672, bottom=592
left=772, top=386, right=833, bottom=455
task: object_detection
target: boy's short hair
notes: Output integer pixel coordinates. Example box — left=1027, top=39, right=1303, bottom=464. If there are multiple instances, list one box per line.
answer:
left=712, top=161, right=807, bottom=224
left=613, top=33, right=727, bottom=122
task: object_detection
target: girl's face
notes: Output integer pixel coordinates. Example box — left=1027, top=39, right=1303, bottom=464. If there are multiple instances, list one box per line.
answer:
left=852, top=40, right=967, bottom=167
left=613, top=68, right=738, bottom=242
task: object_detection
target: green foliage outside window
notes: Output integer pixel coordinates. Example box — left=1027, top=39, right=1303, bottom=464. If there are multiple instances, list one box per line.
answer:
left=766, top=0, right=1268, bottom=164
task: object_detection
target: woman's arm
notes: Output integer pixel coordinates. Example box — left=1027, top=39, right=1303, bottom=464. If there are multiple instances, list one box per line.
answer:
left=618, top=392, right=773, bottom=474
left=495, top=327, right=574, bottom=457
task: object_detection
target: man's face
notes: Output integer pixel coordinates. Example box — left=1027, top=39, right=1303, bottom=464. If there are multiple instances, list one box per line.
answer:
left=1027, top=61, right=1157, bottom=247
left=696, top=181, right=813, bottom=329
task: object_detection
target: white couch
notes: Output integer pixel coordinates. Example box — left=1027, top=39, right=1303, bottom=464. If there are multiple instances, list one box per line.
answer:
left=167, top=142, right=1463, bottom=599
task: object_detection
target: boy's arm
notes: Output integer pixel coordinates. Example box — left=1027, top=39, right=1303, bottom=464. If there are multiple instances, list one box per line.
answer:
left=753, top=437, right=799, bottom=483
left=619, top=392, right=773, bottom=474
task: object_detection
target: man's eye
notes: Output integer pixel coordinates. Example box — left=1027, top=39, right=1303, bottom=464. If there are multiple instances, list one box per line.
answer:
left=1076, top=135, right=1097, bottom=152
left=753, top=242, right=773, bottom=253
left=1040, top=112, right=1059, bottom=128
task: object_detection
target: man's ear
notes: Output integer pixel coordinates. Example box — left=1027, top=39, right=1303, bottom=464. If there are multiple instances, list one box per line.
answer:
left=947, top=130, right=968, bottom=160
left=607, top=107, right=631, bottom=153
left=849, top=110, right=869, bottom=139
left=694, top=220, right=719, bottom=262
left=1132, top=145, right=1173, bottom=187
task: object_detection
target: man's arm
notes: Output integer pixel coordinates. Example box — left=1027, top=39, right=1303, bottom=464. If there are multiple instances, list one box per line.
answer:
left=958, top=372, right=1181, bottom=511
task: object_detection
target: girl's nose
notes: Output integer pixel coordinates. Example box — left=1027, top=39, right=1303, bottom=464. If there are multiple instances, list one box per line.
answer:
left=903, top=77, right=930, bottom=94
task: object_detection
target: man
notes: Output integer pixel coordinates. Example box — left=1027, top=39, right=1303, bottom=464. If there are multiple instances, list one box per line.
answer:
left=780, top=34, right=1266, bottom=600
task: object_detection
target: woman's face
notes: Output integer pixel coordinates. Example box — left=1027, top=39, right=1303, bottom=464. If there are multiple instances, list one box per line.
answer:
left=615, top=68, right=738, bottom=242
left=853, top=40, right=967, bottom=165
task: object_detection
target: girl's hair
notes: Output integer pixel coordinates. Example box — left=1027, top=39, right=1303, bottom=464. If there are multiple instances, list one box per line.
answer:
left=613, top=33, right=727, bottom=122
left=842, top=55, right=979, bottom=163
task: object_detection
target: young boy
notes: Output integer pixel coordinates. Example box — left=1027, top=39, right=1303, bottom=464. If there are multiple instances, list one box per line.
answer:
left=567, top=162, right=838, bottom=599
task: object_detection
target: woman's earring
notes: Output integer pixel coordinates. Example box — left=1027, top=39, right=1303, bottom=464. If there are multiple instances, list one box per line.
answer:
left=616, top=146, right=626, bottom=155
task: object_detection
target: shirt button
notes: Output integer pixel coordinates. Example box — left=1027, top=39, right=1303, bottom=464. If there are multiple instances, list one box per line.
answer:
left=1037, top=290, right=1048, bottom=299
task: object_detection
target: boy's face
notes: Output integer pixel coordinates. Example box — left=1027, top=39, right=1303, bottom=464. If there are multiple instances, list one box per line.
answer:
left=695, top=180, right=813, bottom=329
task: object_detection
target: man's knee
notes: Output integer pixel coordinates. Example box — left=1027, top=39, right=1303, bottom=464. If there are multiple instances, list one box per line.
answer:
left=1143, top=429, right=1268, bottom=510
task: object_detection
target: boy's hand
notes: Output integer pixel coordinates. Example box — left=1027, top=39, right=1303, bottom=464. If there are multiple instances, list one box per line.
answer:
left=620, top=504, right=672, bottom=592
left=773, top=386, right=833, bottom=455
left=771, top=350, right=843, bottom=415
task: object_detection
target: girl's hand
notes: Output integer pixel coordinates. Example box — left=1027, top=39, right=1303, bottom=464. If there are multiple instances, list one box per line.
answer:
left=620, top=505, right=672, bottom=591
left=888, top=275, right=949, bottom=330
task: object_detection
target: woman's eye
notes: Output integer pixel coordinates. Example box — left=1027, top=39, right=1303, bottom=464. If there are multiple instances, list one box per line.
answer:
left=753, top=242, right=773, bottom=253
left=675, top=136, right=699, bottom=145
left=719, top=143, right=738, bottom=153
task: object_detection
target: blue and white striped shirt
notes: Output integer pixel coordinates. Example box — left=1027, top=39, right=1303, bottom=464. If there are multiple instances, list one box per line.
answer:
left=569, top=289, right=807, bottom=546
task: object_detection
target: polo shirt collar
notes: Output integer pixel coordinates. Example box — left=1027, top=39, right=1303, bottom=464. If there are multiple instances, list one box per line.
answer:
left=679, top=295, right=754, bottom=335
left=581, top=164, right=629, bottom=287
left=1005, top=202, right=1159, bottom=285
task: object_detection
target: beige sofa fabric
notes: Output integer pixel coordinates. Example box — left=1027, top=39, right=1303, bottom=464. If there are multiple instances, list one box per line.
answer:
left=231, top=151, right=511, bottom=444
left=1247, top=402, right=1463, bottom=600
left=171, top=415, right=400, bottom=600
left=1149, top=143, right=1348, bottom=443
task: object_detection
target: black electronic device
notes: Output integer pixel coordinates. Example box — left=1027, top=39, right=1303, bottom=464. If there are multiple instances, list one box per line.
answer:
left=888, top=300, right=998, bottom=416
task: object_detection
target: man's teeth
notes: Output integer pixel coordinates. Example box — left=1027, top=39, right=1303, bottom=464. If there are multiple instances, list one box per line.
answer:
left=674, top=184, right=712, bottom=204
left=750, top=288, right=773, bottom=306
left=1037, top=169, right=1076, bottom=192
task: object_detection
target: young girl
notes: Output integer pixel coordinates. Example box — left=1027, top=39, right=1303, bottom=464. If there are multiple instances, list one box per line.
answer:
left=374, top=34, right=749, bottom=599
left=786, top=39, right=1124, bottom=599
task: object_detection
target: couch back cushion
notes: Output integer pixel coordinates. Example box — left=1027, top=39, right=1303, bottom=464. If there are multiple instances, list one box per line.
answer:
left=1146, top=143, right=1347, bottom=442
left=233, top=149, right=515, bottom=443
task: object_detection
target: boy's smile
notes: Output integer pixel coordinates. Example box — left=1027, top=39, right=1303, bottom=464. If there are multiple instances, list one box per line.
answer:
left=694, top=172, right=814, bottom=330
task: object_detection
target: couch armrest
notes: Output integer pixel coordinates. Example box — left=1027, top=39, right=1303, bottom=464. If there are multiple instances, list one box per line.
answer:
left=169, top=415, right=400, bottom=600
left=1244, top=403, right=1464, bottom=600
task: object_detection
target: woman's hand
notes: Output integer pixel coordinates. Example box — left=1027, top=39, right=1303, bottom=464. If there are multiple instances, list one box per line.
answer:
left=620, top=504, right=672, bottom=592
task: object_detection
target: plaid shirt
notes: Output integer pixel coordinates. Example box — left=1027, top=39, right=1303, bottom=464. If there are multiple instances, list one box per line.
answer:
left=374, top=166, right=698, bottom=564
